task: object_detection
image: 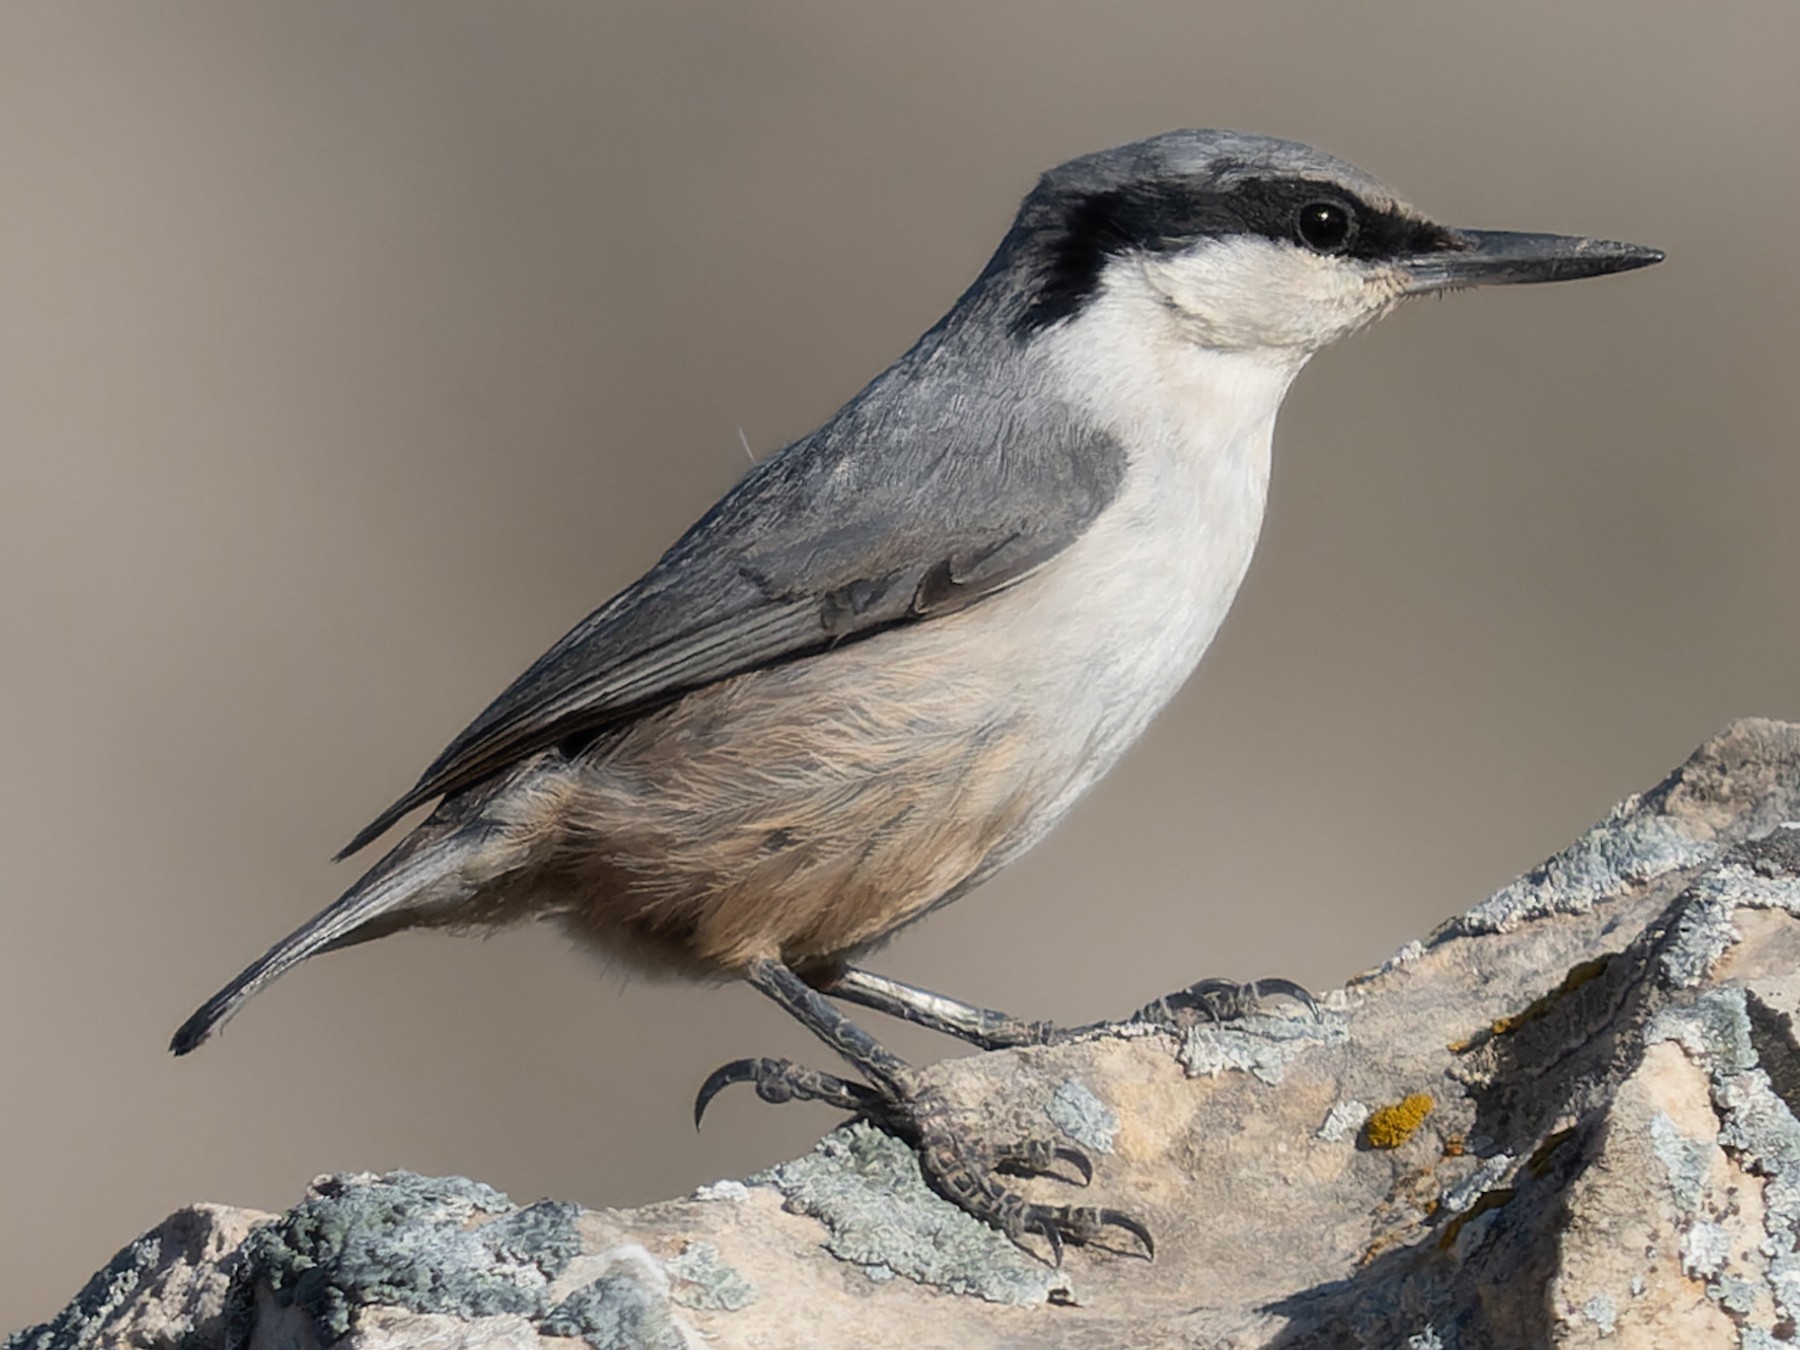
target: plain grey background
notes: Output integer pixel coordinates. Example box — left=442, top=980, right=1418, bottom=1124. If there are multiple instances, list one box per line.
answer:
left=3, top=1, right=1796, bottom=1327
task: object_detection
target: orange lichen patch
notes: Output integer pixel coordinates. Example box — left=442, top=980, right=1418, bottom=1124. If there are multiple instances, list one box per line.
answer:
left=1442, top=1133, right=1466, bottom=1159
left=1365, top=1093, right=1435, bottom=1150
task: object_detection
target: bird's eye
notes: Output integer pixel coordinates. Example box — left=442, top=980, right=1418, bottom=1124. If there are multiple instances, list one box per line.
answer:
left=1296, top=201, right=1354, bottom=253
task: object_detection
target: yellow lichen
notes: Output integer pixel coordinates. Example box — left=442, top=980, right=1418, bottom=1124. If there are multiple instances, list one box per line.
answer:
left=1364, top=1093, right=1435, bottom=1149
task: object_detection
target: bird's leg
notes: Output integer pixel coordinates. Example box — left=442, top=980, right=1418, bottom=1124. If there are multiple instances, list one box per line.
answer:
left=811, top=964, right=1059, bottom=1049
left=813, top=963, right=1316, bottom=1048
left=697, top=956, right=1152, bottom=1262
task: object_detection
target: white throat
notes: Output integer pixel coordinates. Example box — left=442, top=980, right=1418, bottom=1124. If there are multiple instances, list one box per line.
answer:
left=1042, top=263, right=1310, bottom=458
left=1003, top=274, right=1308, bottom=820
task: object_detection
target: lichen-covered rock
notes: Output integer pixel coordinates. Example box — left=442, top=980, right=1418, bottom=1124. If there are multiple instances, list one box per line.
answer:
left=228, top=1171, right=583, bottom=1340
left=3, top=1204, right=262, bottom=1350
left=14, top=718, right=1800, bottom=1348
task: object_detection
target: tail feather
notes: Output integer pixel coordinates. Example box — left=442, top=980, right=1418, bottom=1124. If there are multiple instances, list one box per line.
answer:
left=169, top=831, right=480, bottom=1056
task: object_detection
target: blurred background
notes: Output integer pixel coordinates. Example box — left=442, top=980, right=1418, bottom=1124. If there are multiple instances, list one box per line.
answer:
left=3, top=1, right=1796, bottom=1325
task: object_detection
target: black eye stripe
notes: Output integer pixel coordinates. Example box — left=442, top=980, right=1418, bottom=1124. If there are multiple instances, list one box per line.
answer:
left=1011, top=174, right=1459, bottom=335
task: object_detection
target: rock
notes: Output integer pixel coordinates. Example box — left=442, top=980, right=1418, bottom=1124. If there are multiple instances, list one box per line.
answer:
left=5, top=1204, right=266, bottom=1350
left=14, top=718, right=1800, bottom=1349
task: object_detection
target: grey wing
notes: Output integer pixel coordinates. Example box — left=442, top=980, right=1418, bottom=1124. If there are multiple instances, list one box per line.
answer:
left=336, top=414, right=1125, bottom=860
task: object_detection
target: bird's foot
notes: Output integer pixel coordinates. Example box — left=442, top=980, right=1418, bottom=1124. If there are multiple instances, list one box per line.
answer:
left=1130, top=975, right=1317, bottom=1031
left=694, top=1056, right=1151, bottom=1263
left=908, top=1095, right=1149, bottom=1264
left=693, top=1055, right=883, bottom=1116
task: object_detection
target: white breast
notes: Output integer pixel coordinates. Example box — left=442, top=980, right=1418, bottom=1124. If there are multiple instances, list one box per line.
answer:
left=981, top=270, right=1309, bottom=849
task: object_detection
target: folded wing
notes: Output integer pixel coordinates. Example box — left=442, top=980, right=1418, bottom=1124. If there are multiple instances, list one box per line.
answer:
left=338, top=382, right=1126, bottom=860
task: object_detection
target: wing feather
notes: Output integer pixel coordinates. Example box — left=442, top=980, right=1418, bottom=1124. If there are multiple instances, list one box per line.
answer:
left=338, top=350, right=1127, bottom=859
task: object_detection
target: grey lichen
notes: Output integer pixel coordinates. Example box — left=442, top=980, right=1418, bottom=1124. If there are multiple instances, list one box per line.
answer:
left=1316, top=1100, right=1371, bottom=1143
left=3, top=1227, right=164, bottom=1350
left=1451, top=723, right=1800, bottom=940
left=1772, top=1256, right=1800, bottom=1330
left=1439, top=1153, right=1514, bottom=1216
left=1658, top=838, right=1800, bottom=989
left=1649, top=1110, right=1711, bottom=1213
left=542, top=1245, right=686, bottom=1350
left=485, top=1198, right=585, bottom=1273
left=757, top=1121, right=1073, bottom=1306
left=1046, top=1079, right=1116, bottom=1154
left=1714, top=1069, right=1800, bottom=1327
left=1581, top=1291, right=1618, bottom=1335
left=665, top=1240, right=756, bottom=1313
left=1651, top=986, right=1800, bottom=1335
left=690, top=1180, right=750, bottom=1204
left=1649, top=990, right=1757, bottom=1077
left=1679, top=1221, right=1730, bottom=1280
left=1179, top=1010, right=1347, bottom=1085
left=1658, top=880, right=1742, bottom=989
left=1712, top=1274, right=1761, bottom=1316
left=232, top=1171, right=580, bottom=1341
left=1456, top=793, right=1705, bottom=936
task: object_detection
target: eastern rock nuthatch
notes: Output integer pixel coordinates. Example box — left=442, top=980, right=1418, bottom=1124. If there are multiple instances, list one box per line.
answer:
left=174, top=130, right=1661, bottom=1256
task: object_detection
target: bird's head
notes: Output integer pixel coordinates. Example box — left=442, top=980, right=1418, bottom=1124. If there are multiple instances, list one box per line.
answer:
left=992, top=130, right=1661, bottom=359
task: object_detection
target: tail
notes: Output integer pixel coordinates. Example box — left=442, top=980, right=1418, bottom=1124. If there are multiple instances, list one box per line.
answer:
left=169, top=828, right=488, bottom=1056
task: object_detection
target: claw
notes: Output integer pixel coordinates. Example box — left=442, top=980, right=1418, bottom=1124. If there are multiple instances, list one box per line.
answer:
left=693, top=1057, right=767, bottom=1128
left=1247, top=976, right=1319, bottom=1018
left=694, top=1055, right=881, bottom=1129
left=1100, top=1207, right=1156, bottom=1260
left=992, top=1139, right=1094, bottom=1186
left=1184, top=977, right=1246, bottom=1024
left=1134, top=974, right=1317, bottom=1028
left=1018, top=1203, right=1155, bottom=1264
left=1057, top=1146, right=1095, bottom=1187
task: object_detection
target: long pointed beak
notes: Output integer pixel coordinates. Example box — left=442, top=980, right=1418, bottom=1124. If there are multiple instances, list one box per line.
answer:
left=1403, top=229, right=1663, bottom=293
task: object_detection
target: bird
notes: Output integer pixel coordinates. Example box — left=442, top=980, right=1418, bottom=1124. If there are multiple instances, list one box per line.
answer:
left=171, top=129, right=1660, bottom=1258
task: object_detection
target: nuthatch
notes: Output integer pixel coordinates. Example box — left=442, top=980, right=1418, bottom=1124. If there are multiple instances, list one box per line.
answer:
left=173, top=130, right=1660, bottom=1256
